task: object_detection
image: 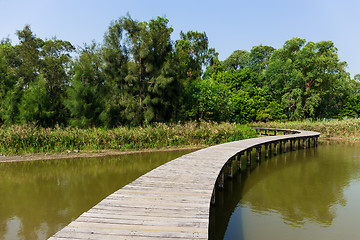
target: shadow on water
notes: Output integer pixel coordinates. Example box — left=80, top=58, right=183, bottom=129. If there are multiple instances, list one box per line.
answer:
left=209, top=142, right=360, bottom=240
left=0, top=149, right=195, bottom=240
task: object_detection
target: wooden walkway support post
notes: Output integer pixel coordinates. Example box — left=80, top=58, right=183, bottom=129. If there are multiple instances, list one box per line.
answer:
left=218, top=170, right=225, bottom=189
left=256, top=147, right=261, bottom=162
left=211, top=188, right=216, bottom=205
left=274, top=142, right=278, bottom=155
left=237, top=152, right=243, bottom=171
left=264, top=144, right=269, bottom=158
left=226, top=160, right=233, bottom=178
left=292, top=139, right=297, bottom=151
left=246, top=148, right=252, bottom=166
left=302, top=138, right=306, bottom=149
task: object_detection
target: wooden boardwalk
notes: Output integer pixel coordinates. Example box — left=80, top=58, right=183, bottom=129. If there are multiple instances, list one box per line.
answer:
left=49, top=128, right=319, bottom=240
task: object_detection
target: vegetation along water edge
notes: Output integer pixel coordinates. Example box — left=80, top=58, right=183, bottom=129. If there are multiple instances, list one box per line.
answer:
left=253, top=118, right=360, bottom=141
left=0, top=121, right=256, bottom=157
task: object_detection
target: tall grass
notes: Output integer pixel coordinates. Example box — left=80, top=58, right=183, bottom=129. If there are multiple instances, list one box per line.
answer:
left=253, top=118, right=360, bottom=140
left=0, top=122, right=256, bottom=155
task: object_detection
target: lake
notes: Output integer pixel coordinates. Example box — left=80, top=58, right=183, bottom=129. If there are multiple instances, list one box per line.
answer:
left=2, top=142, right=360, bottom=240
left=0, top=150, right=195, bottom=240
left=209, top=142, right=360, bottom=240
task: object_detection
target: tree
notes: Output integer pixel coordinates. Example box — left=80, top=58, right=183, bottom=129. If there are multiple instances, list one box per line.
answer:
left=123, top=16, right=176, bottom=124
left=65, top=43, right=105, bottom=128
left=182, top=79, right=234, bottom=121
left=264, top=37, right=350, bottom=119
left=231, top=87, right=286, bottom=123
left=211, top=63, right=286, bottom=123
left=0, top=39, right=24, bottom=124
left=40, top=38, right=75, bottom=125
left=0, top=26, right=43, bottom=124
left=223, top=50, right=250, bottom=71
left=14, top=25, right=43, bottom=87
left=102, top=18, right=129, bottom=127
left=339, top=94, right=360, bottom=118
left=249, top=44, right=275, bottom=75
left=213, top=68, right=259, bottom=91
left=174, top=31, right=216, bottom=82
left=102, top=15, right=179, bottom=126
left=0, top=40, right=13, bottom=124
left=19, top=74, right=54, bottom=126
left=0, top=26, right=74, bottom=126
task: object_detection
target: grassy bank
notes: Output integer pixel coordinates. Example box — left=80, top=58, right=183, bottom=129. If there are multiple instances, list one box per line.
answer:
left=0, top=122, right=256, bottom=155
left=253, top=118, right=360, bottom=140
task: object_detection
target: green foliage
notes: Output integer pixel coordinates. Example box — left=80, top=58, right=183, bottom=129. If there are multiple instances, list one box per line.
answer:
left=256, top=101, right=287, bottom=122
left=101, top=16, right=188, bottom=126
left=231, top=87, right=286, bottom=123
left=1, top=86, right=22, bottom=125
left=0, top=26, right=74, bottom=126
left=19, top=74, right=54, bottom=126
left=65, top=44, right=105, bottom=128
left=175, top=31, right=216, bottom=80
left=202, top=57, right=224, bottom=80
left=0, top=42, right=13, bottom=124
left=249, top=45, right=275, bottom=74
left=14, top=25, right=42, bottom=86
left=339, top=94, right=360, bottom=118
left=39, top=38, right=75, bottom=124
left=264, top=37, right=351, bottom=120
left=211, top=66, right=286, bottom=123
left=213, top=68, right=259, bottom=91
left=223, top=50, right=250, bottom=70
left=182, top=79, right=234, bottom=122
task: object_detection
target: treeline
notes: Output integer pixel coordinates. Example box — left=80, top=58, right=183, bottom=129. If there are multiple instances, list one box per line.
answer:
left=0, top=15, right=359, bottom=128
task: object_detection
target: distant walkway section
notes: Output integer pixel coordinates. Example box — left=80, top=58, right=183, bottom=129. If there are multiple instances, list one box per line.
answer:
left=50, top=128, right=320, bottom=239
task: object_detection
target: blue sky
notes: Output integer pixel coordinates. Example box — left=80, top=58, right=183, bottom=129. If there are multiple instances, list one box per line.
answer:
left=1, top=0, right=359, bottom=77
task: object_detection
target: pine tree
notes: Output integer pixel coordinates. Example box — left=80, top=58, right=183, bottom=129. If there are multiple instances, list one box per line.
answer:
left=19, top=74, right=54, bottom=126
left=65, top=43, right=105, bottom=128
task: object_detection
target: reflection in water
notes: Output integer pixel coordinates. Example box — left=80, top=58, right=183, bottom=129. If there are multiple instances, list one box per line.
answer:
left=209, top=142, right=360, bottom=240
left=0, top=150, right=194, bottom=240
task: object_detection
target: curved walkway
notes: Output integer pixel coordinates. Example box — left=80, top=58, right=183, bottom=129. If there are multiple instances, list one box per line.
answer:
left=50, top=128, right=319, bottom=240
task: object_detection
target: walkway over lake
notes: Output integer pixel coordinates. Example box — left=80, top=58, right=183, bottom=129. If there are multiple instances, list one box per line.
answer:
left=50, top=128, right=320, bottom=240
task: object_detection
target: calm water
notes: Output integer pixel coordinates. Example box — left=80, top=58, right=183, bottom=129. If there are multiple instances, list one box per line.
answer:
left=0, top=150, right=194, bottom=240
left=209, top=142, right=360, bottom=240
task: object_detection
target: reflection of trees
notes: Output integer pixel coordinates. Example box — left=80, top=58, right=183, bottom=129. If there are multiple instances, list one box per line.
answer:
left=209, top=143, right=360, bottom=239
left=0, top=150, right=193, bottom=240
left=241, top=143, right=360, bottom=227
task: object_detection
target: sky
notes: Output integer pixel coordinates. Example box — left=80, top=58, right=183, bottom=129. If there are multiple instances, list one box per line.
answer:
left=1, top=0, right=359, bottom=77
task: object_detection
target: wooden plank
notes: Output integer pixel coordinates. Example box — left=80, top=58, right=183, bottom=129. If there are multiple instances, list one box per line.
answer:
left=50, top=226, right=207, bottom=239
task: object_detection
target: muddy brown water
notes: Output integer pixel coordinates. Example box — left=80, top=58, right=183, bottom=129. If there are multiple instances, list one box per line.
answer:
left=0, top=149, right=195, bottom=240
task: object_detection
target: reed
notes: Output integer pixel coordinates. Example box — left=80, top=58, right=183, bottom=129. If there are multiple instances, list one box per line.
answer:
left=253, top=118, right=360, bottom=140
left=0, top=122, right=256, bottom=155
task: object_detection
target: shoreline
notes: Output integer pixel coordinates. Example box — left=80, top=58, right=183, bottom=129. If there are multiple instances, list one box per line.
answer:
left=0, top=136, right=357, bottom=163
left=0, top=146, right=204, bottom=163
